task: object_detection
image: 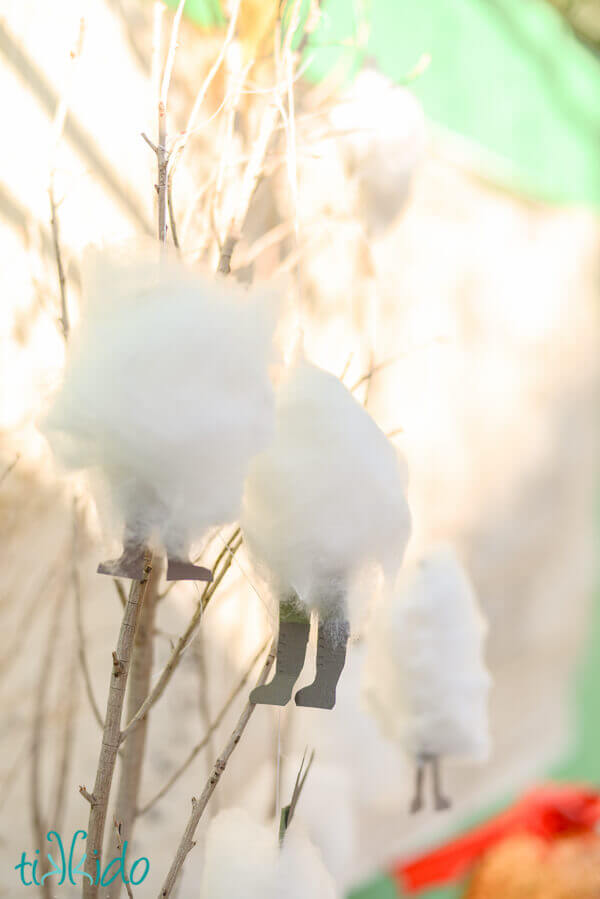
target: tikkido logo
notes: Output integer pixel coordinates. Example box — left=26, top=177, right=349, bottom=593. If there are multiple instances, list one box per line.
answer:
left=14, top=831, right=150, bottom=888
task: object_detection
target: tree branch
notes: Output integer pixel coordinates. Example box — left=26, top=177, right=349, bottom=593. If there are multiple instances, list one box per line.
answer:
left=157, top=643, right=276, bottom=898
left=106, top=560, right=163, bottom=899
left=137, top=639, right=268, bottom=816
left=81, top=553, right=153, bottom=899
left=119, top=533, right=242, bottom=744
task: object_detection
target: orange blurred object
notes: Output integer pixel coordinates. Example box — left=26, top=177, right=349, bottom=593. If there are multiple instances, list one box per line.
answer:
left=463, top=833, right=600, bottom=898
left=392, top=784, right=600, bottom=893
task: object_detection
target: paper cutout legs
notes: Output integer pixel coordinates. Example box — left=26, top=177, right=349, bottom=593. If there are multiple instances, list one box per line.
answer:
left=97, top=533, right=148, bottom=580
left=251, top=591, right=349, bottom=710
left=165, top=556, right=212, bottom=582
left=295, top=618, right=349, bottom=710
left=250, top=616, right=310, bottom=707
left=98, top=524, right=212, bottom=582
left=410, top=755, right=451, bottom=814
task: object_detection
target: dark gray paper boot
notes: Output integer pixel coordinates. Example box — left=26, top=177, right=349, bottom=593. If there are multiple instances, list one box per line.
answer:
left=431, top=756, right=451, bottom=811
left=166, top=556, right=213, bottom=582
left=251, top=607, right=310, bottom=706
left=294, top=618, right=349, bottom=710
left=97, top=536, right=148, bottom=580
left=409, top=757, right=426, bottom=814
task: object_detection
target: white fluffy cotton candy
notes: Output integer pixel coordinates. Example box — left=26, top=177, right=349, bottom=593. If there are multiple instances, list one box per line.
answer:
left=198, top=808, right=337, bottom=899
left=330, top=67, right=426, bottom=234
left=42, top=242, right=278, bottom=553
left=362, top=545, right=491, bottom=761
left=241, top=360, right=411, bottom=611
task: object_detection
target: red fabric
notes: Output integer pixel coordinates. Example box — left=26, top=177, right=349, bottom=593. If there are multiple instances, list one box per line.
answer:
left=391, top=783, right=600, bottom=894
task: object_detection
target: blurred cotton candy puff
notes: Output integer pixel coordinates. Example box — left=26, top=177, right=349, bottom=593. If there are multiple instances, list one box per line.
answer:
left=330, top=67, right=426, bottom=235
left=41, top=241, right=279, bottom=580
left=362, top=544, right=491, bottom=812
left=198, top=808, right=337, bottom=899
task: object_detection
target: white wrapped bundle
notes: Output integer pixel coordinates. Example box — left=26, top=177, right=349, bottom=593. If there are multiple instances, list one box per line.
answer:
left=363, top=545, right=491, bottom=762
left=198, top=808, right=337, bottom=899
left=42, top=242, right=278, bottom=563
left=330, top=67, right=427, bottom=234
left=242, top=359, right=411, bottom=612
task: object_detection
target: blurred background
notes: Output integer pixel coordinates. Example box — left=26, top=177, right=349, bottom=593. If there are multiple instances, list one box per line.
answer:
left=1, top=0, right=600, bottom=896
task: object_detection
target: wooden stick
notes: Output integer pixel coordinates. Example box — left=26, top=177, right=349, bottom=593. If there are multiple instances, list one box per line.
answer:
left=119, top=534, right=242, bottom=744
left=106, top=559, right=162, bottom=899
left=81, top=553, right=153, bottom=899
left=157, top=644, right=276, bottom=898
left=138, top=639, right=268, bottom=816
left=73, top=509, right=104, bottom=730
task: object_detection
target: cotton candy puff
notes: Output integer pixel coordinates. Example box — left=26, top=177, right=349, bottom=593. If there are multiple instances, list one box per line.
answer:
left=41, top=242, right=278, bottom=575
left=242, top=359, right=410, bottom=709
left=362, top=545, right=491, bottom=811
left=363, top=544, right=491, bottom=760
left=241, top=359, right=411, bottom=613
left=330, top=67, right=426, bottom=235
left=198, top=808, right=337, bottom=899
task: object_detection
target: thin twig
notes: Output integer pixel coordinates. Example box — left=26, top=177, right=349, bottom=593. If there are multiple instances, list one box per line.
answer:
left=73, top=508, right=104, bottom=730
left=191, top=630, right=216, bottom=803
left=81, top=553, right=153, bottom=899
left=178, top=0, right=241, bottom=159
left=157, top=643, right=276, bottom=898
left=350, top=353, right=405, bottom=393
left=112, top=818, right=134, bottom=899
left=279, top=747, right=315, bottom=844
left=0, top=453, right=19, bottom=486
left=114, top=577, right=128, bottom=609
left=0, top=734, right=31, bottom=815
left=160, top=0, right=185, bottom=108
left=167, top=167, right=180, bottom=249
left=138, top=639, right=268, bottom=816
left=48, top=17, right=85, bottom=341
left=49, top=187, right=69, bottom=340
left=30, top=580, right=68, bottom=898
left=120, top=534, right=242, bottom=744
left=51, top=638, right=79, bottom=832
left=216, top=0, right=302, bottom=275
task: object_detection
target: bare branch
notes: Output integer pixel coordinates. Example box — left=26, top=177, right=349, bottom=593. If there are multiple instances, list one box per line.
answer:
left=120, top=533, right=242, bottom=744
left=141, top=131, right=158, bottom=154
left=178, top=0, right=241, bottom=158
left=82, top=552, right=153, bottom=899
left=0, top=453, right=19, bottom=485
left=350, top=353, right=406, bottom=393
left=73, top=511, right=104, bottom=730
left=138, top=639, right=268, bottom=816
left=51, top=638, right=79, bottom=832
left=112, top=817, right=135, bottom=899
left=49, top=187, right=69, bottom=340
left=160, top=0, right=185, bottom=109
left=157, top=644, right=276, bottom=897
left=280, top=747, right=315, bottom=843
left=79, top=786, right=96, bottom=806
left=48, top=17, right=85, bottom=341
left=114, top=577, right=128, bottom=609
left=167, top=166, right=180, bottom=250
left=30, top=582, right=68, bottom=898
left=106, top=561, right=163, bottom=899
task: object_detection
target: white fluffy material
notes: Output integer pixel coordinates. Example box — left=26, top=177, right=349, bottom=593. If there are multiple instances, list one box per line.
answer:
left=198, top=808, right=337, bottom=899
left=362, top=545, right=491, bottom=760
left=241, top=360, right=411, bottom=612
left=41, top=243, right=278, bottom=553
left=330, top=68, right=426, bottom=234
